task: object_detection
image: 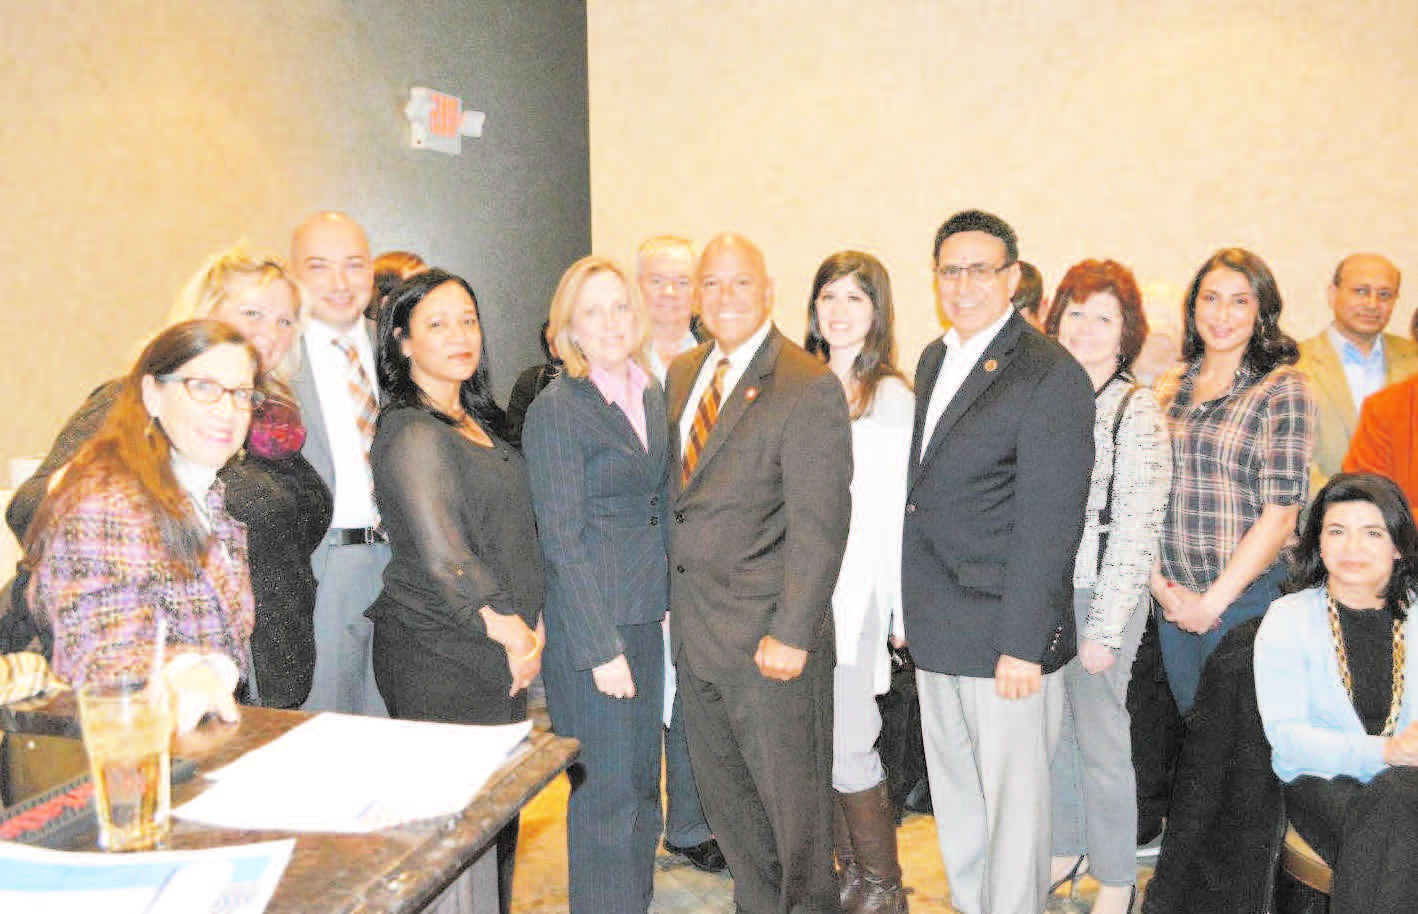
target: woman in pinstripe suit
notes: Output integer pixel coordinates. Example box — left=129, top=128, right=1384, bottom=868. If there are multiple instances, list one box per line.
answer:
left=524, top=256, right=671, bottom=914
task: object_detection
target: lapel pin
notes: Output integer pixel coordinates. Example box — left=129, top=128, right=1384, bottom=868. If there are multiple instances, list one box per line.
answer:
left=984, top=359, right=998, bottom=373
left=745, top=387, right=759, bottom=402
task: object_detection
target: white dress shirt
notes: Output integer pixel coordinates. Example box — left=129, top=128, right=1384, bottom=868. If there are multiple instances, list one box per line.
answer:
left=647, top=330, right=700, bottom=385
left=677, top=319, right=773, bottom=455
left=305, top=319, right=380, bottom=528
left=918, top=308, right=1013, bottom=461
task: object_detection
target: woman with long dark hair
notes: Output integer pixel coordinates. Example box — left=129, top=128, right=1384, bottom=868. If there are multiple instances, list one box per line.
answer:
left=1256, top=473, right=1418, bottom=911
left=1151, top=248, right=1315, bottom=714
left=27, top=320, right=261, bottom=730
left=366, top=268, right=544, bottom=914
left=804, top=250, right=913, bottom=914
left=1044, top=260, right=1171, bottom=913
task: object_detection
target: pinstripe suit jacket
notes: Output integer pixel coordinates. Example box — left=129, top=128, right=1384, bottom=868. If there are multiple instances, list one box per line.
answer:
left=523, top=373, right=671, bottom=671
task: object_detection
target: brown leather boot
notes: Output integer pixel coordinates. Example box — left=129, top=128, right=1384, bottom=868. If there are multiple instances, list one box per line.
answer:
left=838, top=782, right=908, bottom=913
left=834, top=792, right=864, bottom=911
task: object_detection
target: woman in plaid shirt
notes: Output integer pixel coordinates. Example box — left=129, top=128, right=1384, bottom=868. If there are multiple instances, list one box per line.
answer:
left=1150, top=248, right=1316, bottom=714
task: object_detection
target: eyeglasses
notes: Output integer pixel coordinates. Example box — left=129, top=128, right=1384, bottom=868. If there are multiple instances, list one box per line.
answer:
left=643, top=274, right=692, bottom=292
left=936, top=261, right=1014, bottom=284
left=158, top=375, right=266, bottom=411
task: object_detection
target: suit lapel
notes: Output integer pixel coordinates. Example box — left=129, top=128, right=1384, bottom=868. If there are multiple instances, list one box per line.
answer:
left=908, top=339, right=946, bottom=492
left=291, top=337, right=334, bottom=486
left=683, top=328, right=780, bottom=490
left=645, top=379, right=669, bottom=474
left=916, top=315, right=1023, bottom=474
left=1310, top=335, right=1358, bottom=428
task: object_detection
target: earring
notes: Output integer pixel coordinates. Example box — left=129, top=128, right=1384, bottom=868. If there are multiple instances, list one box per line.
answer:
left=145, top=415, right=158, bottom=442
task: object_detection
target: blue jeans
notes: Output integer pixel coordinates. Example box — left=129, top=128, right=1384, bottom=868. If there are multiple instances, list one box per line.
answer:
left=1157, top=562, right=1285, bottom=715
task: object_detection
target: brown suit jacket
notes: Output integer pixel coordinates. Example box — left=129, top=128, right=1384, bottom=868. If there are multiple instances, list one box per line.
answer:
left=665, top=326, right=853, bottom=684
left=1296, top=331, right=1418, bottom=494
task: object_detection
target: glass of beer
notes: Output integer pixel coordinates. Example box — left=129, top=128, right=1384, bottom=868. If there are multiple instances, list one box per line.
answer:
left=77, top=676, right=171, bottom=851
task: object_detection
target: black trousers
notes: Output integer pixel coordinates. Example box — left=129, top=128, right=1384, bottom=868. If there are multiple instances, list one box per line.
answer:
left=678, top=653, right=838, bottom=914
left=1287, top=766, right=1418, bottom=913
left=372, top=617, right=525, bottom=914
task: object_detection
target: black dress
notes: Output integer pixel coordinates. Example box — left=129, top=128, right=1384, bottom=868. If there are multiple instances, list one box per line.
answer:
left=366, top=405, right=545, bottom=914
left=4, top=381, right=332, bottom=708
left=366, top=405, right=545, bottom=724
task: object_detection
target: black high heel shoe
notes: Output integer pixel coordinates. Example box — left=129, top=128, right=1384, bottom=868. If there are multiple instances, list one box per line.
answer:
left=1048, top=855, right=1089, bottom=895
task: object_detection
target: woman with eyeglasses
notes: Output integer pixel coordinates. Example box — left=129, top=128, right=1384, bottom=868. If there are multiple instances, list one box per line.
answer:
left=8, top=245, right=332, bottom=709
left=26, top=321, right=261, bottom=730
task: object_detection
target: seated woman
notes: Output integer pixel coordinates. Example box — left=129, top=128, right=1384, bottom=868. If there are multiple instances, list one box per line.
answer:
left=1256, top=472, right=1418, bottom=911
left=367, top=269, right=544, bottom=914
left=26, top=321, right=260, bottom=731
left=7, top=245, right=332, bottom=709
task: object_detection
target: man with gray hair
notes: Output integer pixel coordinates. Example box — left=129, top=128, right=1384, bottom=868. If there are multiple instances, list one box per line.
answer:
left=636, top=234, right=725, bottom=873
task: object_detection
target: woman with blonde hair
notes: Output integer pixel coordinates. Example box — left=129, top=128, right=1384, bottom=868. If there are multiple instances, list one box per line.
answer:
left=524, top=256, right=670, bottom=913
left=8, top=243, right=331, bottom=708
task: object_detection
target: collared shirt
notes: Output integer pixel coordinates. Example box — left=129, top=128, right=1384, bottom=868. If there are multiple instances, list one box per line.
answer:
left=678, top=318, right=773, bottom=455
left=1155, top=360, right=1315, bottom=590
left=917, top=306, right=1013, bottom=461
left=647, top=330, right=700, bottom=385
left=589, top=359, right=651, bottom=450
left=305, top=320, right=380, bottom=528
left=1327, top=325, right=1387, bottom=412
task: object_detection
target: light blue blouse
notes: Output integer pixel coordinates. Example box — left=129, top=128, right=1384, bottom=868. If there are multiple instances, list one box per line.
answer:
left=1255, top=585, right=1418, bottom=783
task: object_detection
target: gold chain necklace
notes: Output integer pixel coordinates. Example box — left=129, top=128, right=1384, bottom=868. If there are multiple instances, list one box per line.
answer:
left=1325, top=589, right=1406, bottom=737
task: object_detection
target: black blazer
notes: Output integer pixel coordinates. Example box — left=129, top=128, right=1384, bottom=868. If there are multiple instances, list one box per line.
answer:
left=523, top=373, right=671, bottom=671
left=902, top=312, right=1095, bottom=677
left=665, top=327, right=853, bottom=683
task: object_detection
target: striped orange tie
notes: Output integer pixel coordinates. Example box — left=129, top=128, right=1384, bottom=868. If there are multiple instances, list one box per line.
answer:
left=682, top=358, right=730, bottom=486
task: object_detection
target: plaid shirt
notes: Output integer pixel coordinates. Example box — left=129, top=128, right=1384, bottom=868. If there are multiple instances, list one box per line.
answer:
left=1156, top=360, right=1315, bottom=590
left=32, top=472, right=254, bottom=686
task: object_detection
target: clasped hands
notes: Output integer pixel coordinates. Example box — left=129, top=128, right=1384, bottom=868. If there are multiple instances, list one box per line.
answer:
left=1152, top=571, right=1224, bottom=635
left=1384, top=722, right=1418, bottom=767
left=480, top=606, right=544, bottom=697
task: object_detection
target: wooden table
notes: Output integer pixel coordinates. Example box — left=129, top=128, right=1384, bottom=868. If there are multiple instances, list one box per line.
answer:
left=1, top=696, right=579, bottom=913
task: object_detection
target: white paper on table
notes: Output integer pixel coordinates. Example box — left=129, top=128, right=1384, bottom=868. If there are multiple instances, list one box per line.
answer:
left=0, top=838, right=293, bottom=914
left=175, top=714, right=533, bottom=833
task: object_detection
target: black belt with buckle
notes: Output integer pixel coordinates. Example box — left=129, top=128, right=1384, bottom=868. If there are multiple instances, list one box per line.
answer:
left=327, top=526, right=387, bottom=546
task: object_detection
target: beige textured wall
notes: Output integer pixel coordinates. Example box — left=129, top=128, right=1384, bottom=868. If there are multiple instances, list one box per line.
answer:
left=588, top=0, right=1418, bottom=375
left=2, top=1, right=589, bottom=476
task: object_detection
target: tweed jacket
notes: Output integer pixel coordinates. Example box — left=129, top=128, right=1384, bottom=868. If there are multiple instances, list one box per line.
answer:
left=31, top=473, right=254, bottom=686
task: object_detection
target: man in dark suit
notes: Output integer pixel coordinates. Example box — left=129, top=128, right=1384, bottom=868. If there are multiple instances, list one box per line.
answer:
left=903, top=210, right=1094, bottom=914
left=289, top=211, right=389, bottom=717
left=666, top=233, right=853, bottom=914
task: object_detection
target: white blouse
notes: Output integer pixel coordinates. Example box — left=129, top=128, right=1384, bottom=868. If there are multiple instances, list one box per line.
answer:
left=833, top=376, right=913, bottom=693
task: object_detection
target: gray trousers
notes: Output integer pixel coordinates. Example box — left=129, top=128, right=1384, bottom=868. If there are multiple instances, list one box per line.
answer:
left=918, top=667, right=1062, bottom=914
left=1049, top=589, right=1147, bottom=885
left=302, top=539, right=390, bottom=716
left=832, top=604, right=884, bottom=792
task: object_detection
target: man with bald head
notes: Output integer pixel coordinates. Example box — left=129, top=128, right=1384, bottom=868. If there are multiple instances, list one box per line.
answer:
left=289, top=211, right=389, bottom=716
left=666, top=233, right=852, bottom=912
left=1297, top=253, right=1418, bottom=494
